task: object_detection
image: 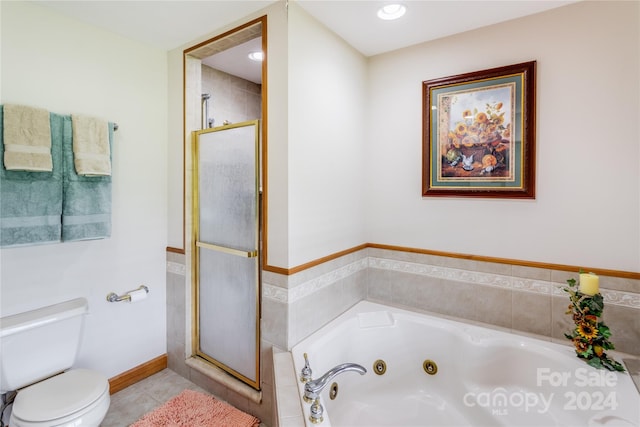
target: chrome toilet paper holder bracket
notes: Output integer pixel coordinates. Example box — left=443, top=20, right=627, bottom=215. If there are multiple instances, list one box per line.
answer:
left=106, top=285, right=149, bottom=302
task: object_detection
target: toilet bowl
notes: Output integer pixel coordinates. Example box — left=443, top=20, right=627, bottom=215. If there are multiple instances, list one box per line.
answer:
left=0, top=298, right=111, bottom=427
left=10, top=369, right=110, bottom=427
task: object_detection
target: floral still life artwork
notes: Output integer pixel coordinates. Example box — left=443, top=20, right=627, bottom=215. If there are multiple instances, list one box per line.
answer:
left=422, top=61, right=536, bottom=198
left=439, top=88, right=513, bottom=179
left=563, top=273, right=625, bottom=372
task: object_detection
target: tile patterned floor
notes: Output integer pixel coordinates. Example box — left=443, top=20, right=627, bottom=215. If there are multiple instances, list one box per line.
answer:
left=101, top=369, right=211, bottom=426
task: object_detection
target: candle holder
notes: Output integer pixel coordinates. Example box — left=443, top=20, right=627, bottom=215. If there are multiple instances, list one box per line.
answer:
left=563, top=276, right=625, bottom=371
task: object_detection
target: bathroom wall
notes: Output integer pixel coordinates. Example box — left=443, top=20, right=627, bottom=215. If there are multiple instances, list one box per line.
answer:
left=0, top=1, right=168, bottom=378
left=367, top=0, right=639, bottom=273
left=201, top=65, right=261, bottom=127
left=287, top=1, right=368, bottom=268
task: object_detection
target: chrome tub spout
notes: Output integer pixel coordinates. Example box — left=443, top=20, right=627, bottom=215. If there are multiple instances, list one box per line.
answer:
left=303, top=363, right=367, bottom=403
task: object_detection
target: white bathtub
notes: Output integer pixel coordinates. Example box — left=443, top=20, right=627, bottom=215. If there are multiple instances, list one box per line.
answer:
left=290, top=301, right=640, bottom=427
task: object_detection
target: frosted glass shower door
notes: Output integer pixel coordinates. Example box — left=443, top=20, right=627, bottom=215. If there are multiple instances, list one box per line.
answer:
left=193, top=120, right=260, bottom=389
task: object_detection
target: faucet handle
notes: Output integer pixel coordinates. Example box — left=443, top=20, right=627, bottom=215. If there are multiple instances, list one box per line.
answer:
left=300, top=352, right=313, bottom=383
left=309, top=397, right=324, bottom=424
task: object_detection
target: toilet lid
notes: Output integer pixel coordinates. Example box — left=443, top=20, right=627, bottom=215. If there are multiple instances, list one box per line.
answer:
left=12, top=369, right=109, bottom=422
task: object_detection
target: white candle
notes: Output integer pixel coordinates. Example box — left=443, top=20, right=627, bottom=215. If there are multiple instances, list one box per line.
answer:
left=579, top=273, right=599, bottom=296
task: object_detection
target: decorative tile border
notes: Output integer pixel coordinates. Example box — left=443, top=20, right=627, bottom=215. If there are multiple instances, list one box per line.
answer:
left=167, top=261, right=186, bottom=276
left=263, top=283, right=288, bottom=303
left=370, top=257, right=640, bottom=309
left=263, top=258, right=368, bottom=304
left=261, top=256, right=640, bottom=310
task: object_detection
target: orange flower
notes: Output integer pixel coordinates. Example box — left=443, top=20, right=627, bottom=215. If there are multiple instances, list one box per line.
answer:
left=475, top=112, right=488, bottom=124
left=495, top=102, right=503, bottom=110
left=462, top=109, right=472, bottom=119
left=585, top=315, right=598, bottom=324
left=455, top=122, right=467, bottom=136
left=573, top=338, right=590, bottom=353
left=495, top=143, right=508, bottom=152
left=482, top=154, right=497, bottom=168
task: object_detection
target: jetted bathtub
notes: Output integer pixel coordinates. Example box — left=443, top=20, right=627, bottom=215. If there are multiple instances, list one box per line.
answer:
left=291, top=301, right=640, bottom=427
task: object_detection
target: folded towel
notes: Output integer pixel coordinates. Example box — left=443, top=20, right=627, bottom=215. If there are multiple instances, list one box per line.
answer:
left=71, top=114, right=111, bottom=176
left=0, top=106, right=63, bottom=247
left=3, top=104, right=53, bottom=172
left=63, top=118, right=113, bottom=241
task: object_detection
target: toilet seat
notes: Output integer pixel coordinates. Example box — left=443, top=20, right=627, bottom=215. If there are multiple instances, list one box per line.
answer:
left=11, top=369, right=110, bottom=427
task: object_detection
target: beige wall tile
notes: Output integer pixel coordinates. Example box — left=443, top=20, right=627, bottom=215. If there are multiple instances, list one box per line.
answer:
left=602, top=305, right=640, bottom=356
left=512, top=291, right=551, bottom=336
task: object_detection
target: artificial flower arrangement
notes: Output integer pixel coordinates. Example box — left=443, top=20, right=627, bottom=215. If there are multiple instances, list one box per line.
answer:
left=563, top=272, right=625, bottom=371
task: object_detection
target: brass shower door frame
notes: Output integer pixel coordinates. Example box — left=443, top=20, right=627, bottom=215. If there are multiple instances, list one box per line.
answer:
left=191, top=120, right=261, bottom=390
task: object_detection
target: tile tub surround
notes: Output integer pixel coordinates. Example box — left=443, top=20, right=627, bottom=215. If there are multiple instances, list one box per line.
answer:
left=168, top=247, right=640, bottom=426
left=262, top=247, right=640, bottom=355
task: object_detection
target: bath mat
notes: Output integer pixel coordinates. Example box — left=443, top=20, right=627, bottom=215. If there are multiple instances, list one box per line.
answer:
left=131, top=389, right=260, bottom=427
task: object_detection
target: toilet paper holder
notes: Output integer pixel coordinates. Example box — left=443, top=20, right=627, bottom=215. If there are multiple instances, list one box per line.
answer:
left=106, top=285, right=149, bottom=303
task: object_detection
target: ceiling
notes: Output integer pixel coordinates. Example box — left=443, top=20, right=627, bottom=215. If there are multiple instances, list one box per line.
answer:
left=33, top=0, right=578, bottom=83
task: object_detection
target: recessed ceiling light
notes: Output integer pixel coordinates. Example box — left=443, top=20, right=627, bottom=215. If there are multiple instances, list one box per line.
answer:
left=377, top=4, right=406, bottom=20
left=248, top=51, right=264, bottom=62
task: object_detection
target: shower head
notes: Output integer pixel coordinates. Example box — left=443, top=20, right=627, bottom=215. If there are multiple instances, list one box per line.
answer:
left=201, top=93, right=211, bottom=100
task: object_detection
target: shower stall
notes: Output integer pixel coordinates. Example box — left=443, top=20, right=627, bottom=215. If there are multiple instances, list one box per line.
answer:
left=192, top=120, right=261, bottom=389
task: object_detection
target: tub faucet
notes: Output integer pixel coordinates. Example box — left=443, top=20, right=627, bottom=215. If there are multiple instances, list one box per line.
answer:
left=300, top=353, right=313, bottom=383
left=303, top=363, right=367, bottom=403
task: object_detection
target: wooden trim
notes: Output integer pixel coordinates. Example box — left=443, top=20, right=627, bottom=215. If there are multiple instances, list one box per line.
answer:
left=263, top=244, right=368, bottom=275
left=166, top=246, right=185, bottom=255
left=108, top=354, right=167, bottom=395
left=263, top=243, right=640, bottom=279
left=368, top=244, right=640, bottom=279
left=184, top=17, right=265, bottom=55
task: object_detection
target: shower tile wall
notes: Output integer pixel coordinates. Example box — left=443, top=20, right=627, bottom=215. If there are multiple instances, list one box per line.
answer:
left=201, top=65, right=261, bottom=126
left=165, top=252, right=275, bottom=426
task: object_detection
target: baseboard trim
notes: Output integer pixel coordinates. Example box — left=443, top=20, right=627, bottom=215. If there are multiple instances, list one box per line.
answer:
left=108, top=354, right=168, bottom=394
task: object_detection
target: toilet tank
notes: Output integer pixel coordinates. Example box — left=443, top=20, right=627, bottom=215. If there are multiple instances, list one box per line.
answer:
left=0, top=298, right=89, bottom=393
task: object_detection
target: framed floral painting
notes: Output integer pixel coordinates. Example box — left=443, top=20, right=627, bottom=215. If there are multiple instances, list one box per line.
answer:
left=422, top=61, right=536, bottom=198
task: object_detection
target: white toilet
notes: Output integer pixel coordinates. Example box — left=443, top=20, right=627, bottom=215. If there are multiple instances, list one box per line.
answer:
left=0, top=298, right=110, bottom=427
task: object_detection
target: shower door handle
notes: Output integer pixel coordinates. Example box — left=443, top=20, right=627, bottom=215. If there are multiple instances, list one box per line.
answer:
left=196, top=241, right=258, bottom=258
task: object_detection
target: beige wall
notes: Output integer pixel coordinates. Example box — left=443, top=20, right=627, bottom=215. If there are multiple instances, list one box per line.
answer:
left=367, top=1, right=639, bottom=272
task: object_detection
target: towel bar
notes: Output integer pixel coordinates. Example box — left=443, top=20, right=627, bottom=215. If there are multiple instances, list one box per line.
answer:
left=106, top=285, right=148, bottom=302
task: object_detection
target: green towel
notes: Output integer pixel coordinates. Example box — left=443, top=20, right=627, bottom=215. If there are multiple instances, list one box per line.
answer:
left=62, top=117, right=113, bottom=241
left=0, top=106, right=64, bottom=247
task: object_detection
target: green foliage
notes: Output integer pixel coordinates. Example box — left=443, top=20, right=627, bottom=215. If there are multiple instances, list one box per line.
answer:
left=563, top=275, right=625, bottom=372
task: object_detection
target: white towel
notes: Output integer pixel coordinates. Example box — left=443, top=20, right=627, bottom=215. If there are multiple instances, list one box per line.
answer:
left=71, top=114, right=111, bottom=176
left=3, top=104, right=53, bottom=172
